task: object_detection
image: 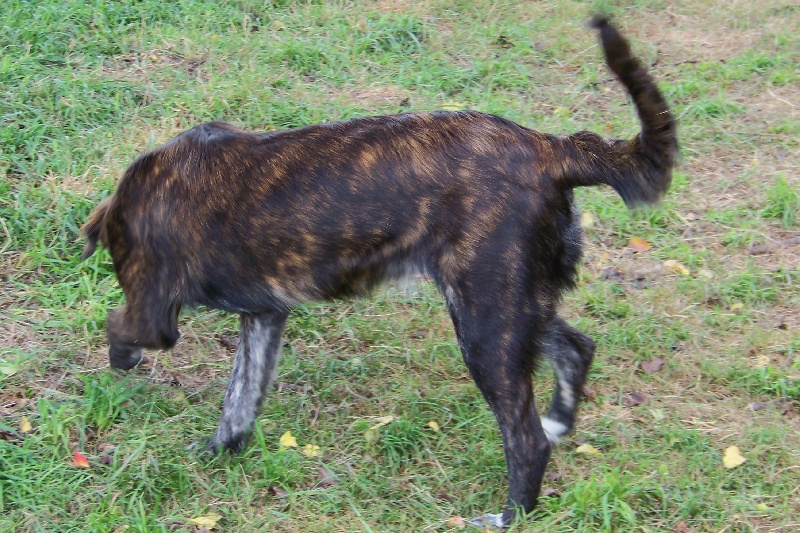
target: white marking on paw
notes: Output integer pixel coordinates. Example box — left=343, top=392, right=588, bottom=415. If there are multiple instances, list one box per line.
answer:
left=541, top=416, right=568, bottom=444
left=467, top=513, right=506, bottom=529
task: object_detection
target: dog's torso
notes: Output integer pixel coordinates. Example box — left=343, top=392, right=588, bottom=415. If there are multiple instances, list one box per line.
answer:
left=108, top=112, right=582, bottom=312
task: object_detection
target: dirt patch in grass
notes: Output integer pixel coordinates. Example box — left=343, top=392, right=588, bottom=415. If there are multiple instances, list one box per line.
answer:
left=645, top=21, right=761, bottom=63
left=101, top=50, right=210, bottom=83
left=373, top=0, right=433, bottom=15
left=348, top=85, right=411, bottom=109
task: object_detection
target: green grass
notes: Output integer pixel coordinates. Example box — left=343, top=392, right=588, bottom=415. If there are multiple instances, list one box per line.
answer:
left=2, top=0, right=800, bottom=531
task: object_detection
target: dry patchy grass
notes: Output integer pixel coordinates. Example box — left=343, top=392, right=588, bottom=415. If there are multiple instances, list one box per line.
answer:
left=1, top=0, right=799, bottom=531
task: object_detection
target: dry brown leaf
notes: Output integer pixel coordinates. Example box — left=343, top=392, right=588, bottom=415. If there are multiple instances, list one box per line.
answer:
left=447, top=516, right=466, bottom=529
left=623, top=391, right=648, bottom=407
left=641, top=357, right=665, bottom=374
left=316, top=466, right=338, bottom=488
left=269, top=485, right=289, bottom=498
left=0, top=429, right=19, bottom=442
left=546, top=471, right=561, bottom=482
left=600, top=267, right=624, bottom=280
left=581, top=385, right=597, bottom=402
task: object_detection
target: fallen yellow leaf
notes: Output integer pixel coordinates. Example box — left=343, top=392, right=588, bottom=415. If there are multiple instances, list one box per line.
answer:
left=629, top=237, right=651, bottom=252
left=698, top=268, right=714, bottom=279
left=729, top=303, right=744, bottom=311
left=441, top=101, right=467, bottom=111
left=369, top=415, right=395, bottom=430
left=303, top=444, right=321, bottom=457
left=187, top=513, right=222, bottom=529
left=756, top=503, right=769, bottom=511
left=722, top=446, right=746, bottom=469
left=279, top=431, right=298, bottom=449
left=580, top=212, right=595, bottom=229
left=19, top=416, right=32, bottom=434
left=663, top=259, right=690, bottom=276
left=427, top=421, right=441, bottom=432
left=575, top=443, right=602, bottom=456
left=363, top=428, right=379, bottom=445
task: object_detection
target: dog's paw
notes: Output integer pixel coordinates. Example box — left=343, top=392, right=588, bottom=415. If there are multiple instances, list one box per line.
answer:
left=108, top=346, right=144, bottom=371
left=541, top=416, right=569, bottom=445
left=196, top=431, right=249, bottom=455
left=467, top=513, right=506, bottom=529
left=187, top=434, right=247, bottom=456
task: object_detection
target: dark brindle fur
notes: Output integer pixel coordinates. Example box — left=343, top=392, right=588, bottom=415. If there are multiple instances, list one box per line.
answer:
left=82, top=19, right=676, bottom=527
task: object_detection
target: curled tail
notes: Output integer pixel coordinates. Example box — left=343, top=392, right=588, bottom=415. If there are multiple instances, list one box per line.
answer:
left=555, top=17, right=678, bottom=206
left=81, top=197, right=112, bottom=260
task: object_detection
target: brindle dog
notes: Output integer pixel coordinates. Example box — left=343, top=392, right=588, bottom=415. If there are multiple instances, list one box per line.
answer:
left=82, top=18, right=677, bottom=527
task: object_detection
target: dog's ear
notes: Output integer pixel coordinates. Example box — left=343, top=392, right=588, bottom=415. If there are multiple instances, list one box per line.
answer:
left=81, top=197, right=112, bottom=260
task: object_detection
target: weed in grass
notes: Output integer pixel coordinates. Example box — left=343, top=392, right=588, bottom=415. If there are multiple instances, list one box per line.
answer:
left=81, top=374, right=144, bottom=431
left=34, top=397, right=81, bottom=453
left=728, top=365, right=800, bottom=400
left=761, top=175, right=800, bottom=227
left=684, top=96, right=746, bottom=119
left=357, top=15, right=426, bottom=56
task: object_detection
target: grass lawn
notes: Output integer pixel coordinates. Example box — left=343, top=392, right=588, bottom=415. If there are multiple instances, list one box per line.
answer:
left=1, top=0, right=799, bottom=531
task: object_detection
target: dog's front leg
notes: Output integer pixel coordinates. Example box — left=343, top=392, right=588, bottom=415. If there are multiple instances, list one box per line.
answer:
left=206, top=309, right=289, bottom=453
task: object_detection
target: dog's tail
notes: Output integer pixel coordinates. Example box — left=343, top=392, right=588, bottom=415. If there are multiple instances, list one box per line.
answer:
left=554, top=17, right=677, bottom=206
left=81, top=197, right=112, bottom=260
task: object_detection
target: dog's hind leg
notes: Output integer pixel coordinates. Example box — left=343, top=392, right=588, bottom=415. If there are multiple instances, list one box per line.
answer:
left=440, top=277, right=552, bottom=528
left=540, top=317, right=595, bottom=444
left=206, top=309, right=289, bottom=453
